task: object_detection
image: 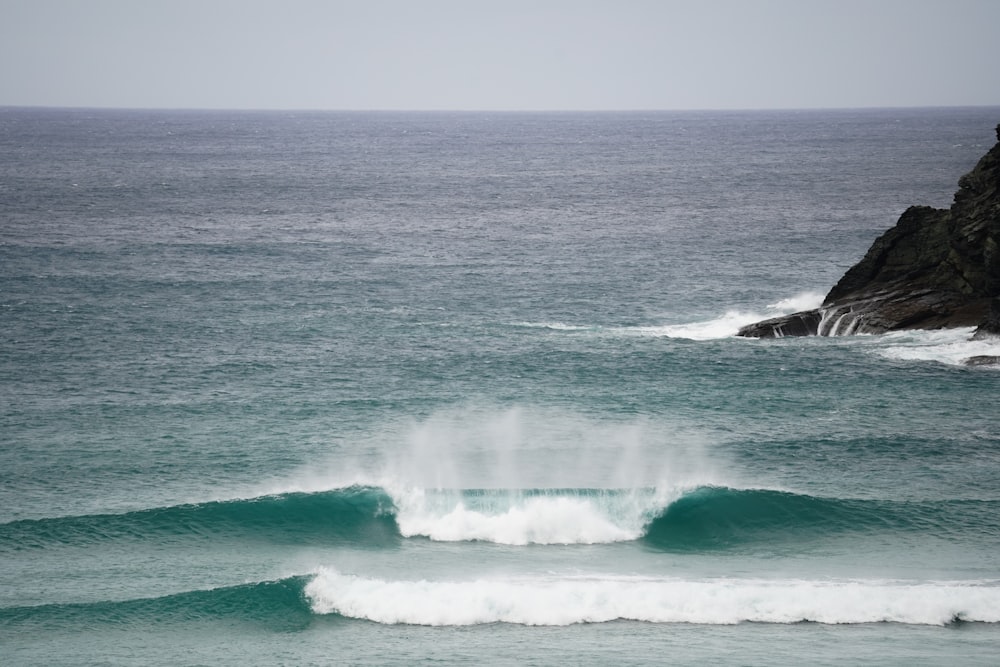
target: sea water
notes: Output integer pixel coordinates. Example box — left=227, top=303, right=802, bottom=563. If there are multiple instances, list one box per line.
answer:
left=2, top=107, right=1000, bottom=665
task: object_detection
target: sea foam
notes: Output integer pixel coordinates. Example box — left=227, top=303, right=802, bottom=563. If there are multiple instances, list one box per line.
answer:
left=637, top=291, right=825, bottom=340
left=874, top=327, right=1000, bottom=367
left=305, top=569, right=1000, bottom=626
left=388, top=487, right=669, bottom=545
left=509, top=293, right=828, bottom=341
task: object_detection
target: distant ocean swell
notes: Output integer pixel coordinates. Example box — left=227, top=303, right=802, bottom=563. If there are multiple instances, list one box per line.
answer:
left=4, top=574, right=999, bottom=631
left=3, top=486, right=996, bottom=551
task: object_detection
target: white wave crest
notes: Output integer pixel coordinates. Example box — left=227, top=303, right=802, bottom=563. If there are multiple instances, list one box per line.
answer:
left=306, top=569, right=1000, bottom=626
left=765, top=291, right=825, bottom=313
left=874, top=327, right=1000, bottom=367
left=388, top=487, right=669, bottom=545
left=639, top=291, right=825, bottom=340
left=634, top=310, right=768, bottom=341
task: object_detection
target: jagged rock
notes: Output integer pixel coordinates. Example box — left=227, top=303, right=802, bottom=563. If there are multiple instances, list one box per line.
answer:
left=738, top=123, right=1000, bottom=338
left=737, top=311, right=822, bottom=338
left=963, top=355, right=1000, bottom=367
left=972, top=297, right=1000, bottom=339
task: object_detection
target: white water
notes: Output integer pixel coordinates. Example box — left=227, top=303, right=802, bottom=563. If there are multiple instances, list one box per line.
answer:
left=874, top=327, right=1000, bottom=367
left=640, top=292, right=826, bottom=340
left=389, top=487, right=669, bottom=545
left=306, top=568, right=1000, bottom=626
left=244, top=405, right=727, bottom=546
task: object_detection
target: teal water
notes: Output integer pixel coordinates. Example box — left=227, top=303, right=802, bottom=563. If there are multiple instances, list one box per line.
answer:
left=2, top=107, right=1000, bottom=665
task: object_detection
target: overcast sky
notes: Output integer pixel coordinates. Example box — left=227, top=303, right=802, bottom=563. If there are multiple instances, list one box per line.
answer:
left=2, top=0, right=999, bottom=111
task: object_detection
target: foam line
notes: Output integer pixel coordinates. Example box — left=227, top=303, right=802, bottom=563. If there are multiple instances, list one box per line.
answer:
left=875, top=327, right=1000, bottom=366
left=306, top=569, right=1000, bottom=626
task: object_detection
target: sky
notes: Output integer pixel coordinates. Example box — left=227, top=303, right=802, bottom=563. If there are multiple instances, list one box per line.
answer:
left=2, top=0, right=999, bottom=111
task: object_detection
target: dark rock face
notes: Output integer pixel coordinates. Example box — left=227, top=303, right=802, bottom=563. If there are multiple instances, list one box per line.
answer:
left=964, top=355, right=1000, bottom=367
left=738, top=123, right=1000, bottom=338
left=972, top=297, right=1000, bottom=339
left=737, top=311, right=822, bottom=339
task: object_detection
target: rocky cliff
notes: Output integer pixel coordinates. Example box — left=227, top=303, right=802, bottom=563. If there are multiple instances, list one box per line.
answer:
left=738, top=123, right=1000, bottom=339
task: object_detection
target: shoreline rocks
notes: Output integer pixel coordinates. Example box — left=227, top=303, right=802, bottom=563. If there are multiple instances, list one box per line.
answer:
left=738, top=123, right=1000, bottom=339
left=964, top=355, right=1000, bottom=367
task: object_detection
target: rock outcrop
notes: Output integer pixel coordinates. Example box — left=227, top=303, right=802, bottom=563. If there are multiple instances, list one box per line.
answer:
left=964, top=355, right=1000, bottom=367
left=738, top=123, right=1000, bottom=339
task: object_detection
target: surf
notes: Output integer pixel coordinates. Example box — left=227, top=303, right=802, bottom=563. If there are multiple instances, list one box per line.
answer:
left=6, top=484, right=996, bottom=552
left=7, top=570, right=998, bottom=632
left=627, top=292, right=826, bottom=340
left=305, top=568, right=1000, bottom=626
left=390, top=486, right=668, bottom=545
left=873, top=327, right=1000, bottom=367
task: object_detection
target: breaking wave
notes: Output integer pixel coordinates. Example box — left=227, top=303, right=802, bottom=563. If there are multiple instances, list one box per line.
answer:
left=4, top=485, right=996, bottom=551
left=7, top=572, right=998, bottom=631
left=306, top=569, right=1000, bottom=626
left=633, top=292, right=825, bottom=340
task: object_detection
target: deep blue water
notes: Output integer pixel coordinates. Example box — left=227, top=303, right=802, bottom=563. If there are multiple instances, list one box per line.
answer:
left=2, top=107, right=1000, bottom=665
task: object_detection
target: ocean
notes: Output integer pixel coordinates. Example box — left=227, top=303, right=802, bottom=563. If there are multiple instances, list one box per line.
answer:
left=2, top=106, right=999, bottom=665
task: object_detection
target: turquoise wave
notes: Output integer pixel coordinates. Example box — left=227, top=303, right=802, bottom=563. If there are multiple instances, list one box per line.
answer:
left=0, top=577, right=315, bottom=633
left=0, top=486, right=400, bottom=551
left=643, top=486, right=1000, bottom=550
left=3, top=485, right=997, bottom=553
left=4, top=572, right=998, bottom=632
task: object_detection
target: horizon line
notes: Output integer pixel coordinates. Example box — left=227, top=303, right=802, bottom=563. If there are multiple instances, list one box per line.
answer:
left=3, top=103, right=1000, bottom=115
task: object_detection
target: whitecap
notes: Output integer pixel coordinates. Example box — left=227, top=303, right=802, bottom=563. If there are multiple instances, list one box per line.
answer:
left=306, top=569, right=1000, bottom=626
left=387, top=487, right=672, bottom=545
left=636, top=291, right=826, bottom=340
left=874, top=327, right=1000, bottom=367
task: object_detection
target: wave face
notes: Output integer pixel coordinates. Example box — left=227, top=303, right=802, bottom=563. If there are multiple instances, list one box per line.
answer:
left=6, top=571, right=998, bottom=632
left=0, top=578, right=315, bottom=633
left=305, top=568, right=1000, bottom=626
left=393, top=486, right=1000, bottom=548
left=643, top=487, right=1000, bottom=550
left=0, top=486, right=665, bottom=550
left=0, top=486, right=399, bottom=550
left=6, top=485, right=997, bottom=553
